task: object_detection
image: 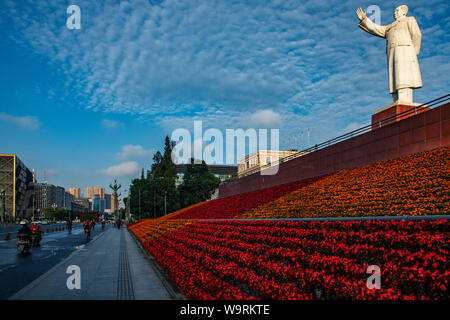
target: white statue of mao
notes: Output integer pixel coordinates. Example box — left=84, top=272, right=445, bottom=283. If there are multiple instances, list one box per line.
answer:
left=356, top=5, right=422, bottom=104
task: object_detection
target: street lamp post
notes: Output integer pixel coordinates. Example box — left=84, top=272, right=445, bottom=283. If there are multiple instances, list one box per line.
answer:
left=124, top=189, right=131, bottom=223
left=138, top=188, right=141, bottom=221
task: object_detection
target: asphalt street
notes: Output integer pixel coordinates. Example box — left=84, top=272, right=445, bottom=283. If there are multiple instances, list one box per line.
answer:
left=0, top=223, right=112, bottom=299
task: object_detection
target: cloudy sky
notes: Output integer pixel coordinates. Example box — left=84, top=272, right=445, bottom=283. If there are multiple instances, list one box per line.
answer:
left=0, top=0, right=449, bottom=195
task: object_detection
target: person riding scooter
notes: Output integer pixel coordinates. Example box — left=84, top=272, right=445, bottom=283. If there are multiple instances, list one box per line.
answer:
left=17, top=220, right=31, bottom=235
left=83, top=220, right=91, bottom=239
left=17, top=220, right=32, bottom=254
left=67, top=219, right=73, bottom=233
left=29, top=224, right=42, bottom=246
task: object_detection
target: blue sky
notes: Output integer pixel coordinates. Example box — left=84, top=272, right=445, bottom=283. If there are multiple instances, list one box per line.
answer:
left=0, top=0, right=449, bottom=195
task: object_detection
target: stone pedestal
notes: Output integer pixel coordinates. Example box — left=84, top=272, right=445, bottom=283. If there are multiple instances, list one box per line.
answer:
left=371, top=102, right=429, bottom=130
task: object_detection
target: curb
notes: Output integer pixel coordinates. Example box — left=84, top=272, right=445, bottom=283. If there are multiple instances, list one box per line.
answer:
left=8, top=228, right=110, bottom=300
left=127, top=227, right=186, bottom=300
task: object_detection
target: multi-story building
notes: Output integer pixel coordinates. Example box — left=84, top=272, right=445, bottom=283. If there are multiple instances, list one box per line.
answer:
left=64, top=191, right=74, bottom=210
left=86, top=187, right=105, bottom=199
left=85, top=187, right=94, bottom=199
left=35, top=183, right=66, bottom=211
left=237, top=149, right=309, bottom=177
left=69, top=187, right=81, bottom=198
left=55, top=186, right=65, bottom=208
left=91, top=194, right=106, bottom=213
left=105, top=193, right=112, bottom=210
left=72, top=197, right=90, bottom=212
left=0, top=154, right=34, bottom=221
left=71, top=201, right=86, bottom=213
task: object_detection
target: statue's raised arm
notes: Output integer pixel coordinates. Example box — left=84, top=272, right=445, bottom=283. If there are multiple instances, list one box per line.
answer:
left=356, top=7, right=386, bottom=38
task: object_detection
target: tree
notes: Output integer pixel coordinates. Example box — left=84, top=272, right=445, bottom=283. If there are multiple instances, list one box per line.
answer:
left=129, top=135, right=179, bottom=219
left=179, top=159, right=221, bottom=207
left=150, top=151, right=163, bottom=178
left=41, top=208, right=71, bottom=220
left=128, top=136, right=221, bottom=220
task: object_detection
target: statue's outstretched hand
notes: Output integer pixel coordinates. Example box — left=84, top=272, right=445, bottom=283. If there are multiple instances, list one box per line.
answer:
left=356, top=8, right=366, bottom=21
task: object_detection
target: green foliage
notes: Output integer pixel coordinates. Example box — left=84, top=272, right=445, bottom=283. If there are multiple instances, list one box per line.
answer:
left=129, top=135, right=178, bottom=219
left=128, top=136, right=220, bottom=220
left=40, top=208, right=74, bottom=220
left=179, top=159, right=221, bottom=207
left=79, top=212, right=98, bottom=222
left=223, top=172, right=238, bottom=183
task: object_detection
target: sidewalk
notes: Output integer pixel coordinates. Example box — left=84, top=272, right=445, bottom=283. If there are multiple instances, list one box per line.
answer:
left=10, top=227, right=172, bottom=300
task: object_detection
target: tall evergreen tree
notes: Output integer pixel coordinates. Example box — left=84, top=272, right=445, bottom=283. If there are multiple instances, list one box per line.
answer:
left=129, top=135, right=179, bottom=218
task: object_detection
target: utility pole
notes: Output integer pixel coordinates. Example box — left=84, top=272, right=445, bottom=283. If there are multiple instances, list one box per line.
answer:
left=301, top=131, right=304, bottom=150
left=32, top=191, right=35, bottom=223
left=138, top=188, right=141, bottom=221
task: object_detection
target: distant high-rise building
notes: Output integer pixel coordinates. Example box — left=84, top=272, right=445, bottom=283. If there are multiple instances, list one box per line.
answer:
left=69, top=187, right=81, bottom=198
left=105, top=193, right=112, bottom=210
left=95, top=187, right=105, bottom=199
left=86, top=187, right=94, bottom=199
left=92, top=194, right=106, bottom=213
left=86, top=186, right=105, bottom=199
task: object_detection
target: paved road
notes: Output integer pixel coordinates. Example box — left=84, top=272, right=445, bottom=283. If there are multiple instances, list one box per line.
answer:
left=0, top=223, right=112, bottom=299
left=10, top=227, right=172, bottom=300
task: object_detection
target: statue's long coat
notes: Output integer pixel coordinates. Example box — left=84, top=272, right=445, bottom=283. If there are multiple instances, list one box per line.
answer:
left=359, top=16, right=422, bottom=93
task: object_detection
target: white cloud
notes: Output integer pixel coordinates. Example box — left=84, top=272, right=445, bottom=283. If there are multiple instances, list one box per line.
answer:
left=0, top=113, right=41, bottom=130
left=101, top=119, right=123, bottom=129
left=246, top=109, right=282, bottom=129
left=2, top=0, right=449, bottom=150
left=102, top=161, right=141, bottom=177
left=117, top=144, right=154, bottom=160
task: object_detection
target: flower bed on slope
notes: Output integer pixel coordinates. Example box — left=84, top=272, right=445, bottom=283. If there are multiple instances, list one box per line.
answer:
left=167, top=176, right=324, bottom=220
left=140, top=219, right=449, bottom=300
left=239, top=146, right=450, bottom=219
left=128, top=219, right=195, bottom=244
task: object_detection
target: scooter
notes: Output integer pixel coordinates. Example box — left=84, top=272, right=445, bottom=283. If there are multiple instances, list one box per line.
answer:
left=17, top=233, right=31, bottom=254
left=85, top=228, right=91, bottom=240
left=30, top=230, right=41, bottom=247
